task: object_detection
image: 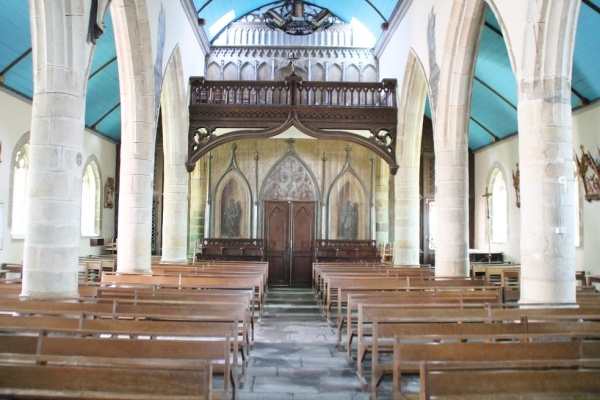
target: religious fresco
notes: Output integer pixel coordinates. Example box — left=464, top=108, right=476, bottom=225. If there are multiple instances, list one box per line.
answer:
left=263, top=155, right=317, bottom=201
left=219, top=178, right=245, bottom=237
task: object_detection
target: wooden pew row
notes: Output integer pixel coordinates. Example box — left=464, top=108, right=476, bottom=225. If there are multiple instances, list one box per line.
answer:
left=325, top=276, right=486, bottom=325
left=355, top=303, right=600, bottom=385
left=0, top=353, right=213, bottom=400
left=0, top=297, right=252, bottom=363
left=101, top=271, right=266, bottom=317
left=94, top=286, right=257, bottom=344
left=312, top=263, right=432, bottom=295
left=151, top=263, right=269, bottom=305
left=342, top=288, right=503, bottom=353
left=385, top=331, right=600, bottom=399
left=0, top=312, right=246, bottom=393
left=0, top=327, right=234, bottom=399
left=312, top=264, right=401, bottom=299
left=418, top=359, right=600, bottom=400
left=314, top=265, right=433, bottom=304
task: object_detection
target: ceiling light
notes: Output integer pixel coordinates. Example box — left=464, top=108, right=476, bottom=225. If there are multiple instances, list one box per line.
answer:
left=264, top=1, right=334, bottom=36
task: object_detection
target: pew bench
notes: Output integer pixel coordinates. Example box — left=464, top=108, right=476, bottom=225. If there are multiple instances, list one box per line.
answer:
left=418, top=359, right=600, bottom=400
left=0, top=328, right=235, bottom=399
left=342, top=288, right=502, bottom=354
left=100, top=272, right=265, bottom=317
left=382, top=332, right=600, bottom=400
left=355, top=303, right=600, bottom=383
left=0, top=353, right=213, bottom=400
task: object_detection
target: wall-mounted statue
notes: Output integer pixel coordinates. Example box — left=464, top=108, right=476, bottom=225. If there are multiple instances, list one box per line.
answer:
left=104, top=177, right=115, bottom=209
left=223, top=197, right=241, bottom=237
left=512, top=163, right=520, bottom=208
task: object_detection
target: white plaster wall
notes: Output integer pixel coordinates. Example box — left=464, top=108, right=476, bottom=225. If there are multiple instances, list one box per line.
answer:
left=473, top=136, right=521, bottom=263
left=573, top=101, right=600, bottom=276
left=0, top=89, right=33, bottom=264
left=474, top=101, right=600, bottom=275
left=146, top=0, right=206, bottom=99
left=0, top=89, right=118, bottom=264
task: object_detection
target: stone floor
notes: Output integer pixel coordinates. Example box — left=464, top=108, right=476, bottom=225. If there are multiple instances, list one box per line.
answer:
left=237, top=287, right=418, bottom=400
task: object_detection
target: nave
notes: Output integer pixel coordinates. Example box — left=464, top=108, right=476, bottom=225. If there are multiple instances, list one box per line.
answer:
left=238, top=287, right=415, bottom=400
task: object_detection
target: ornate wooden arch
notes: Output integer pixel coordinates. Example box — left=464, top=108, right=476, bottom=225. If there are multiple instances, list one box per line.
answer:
left=187, top=74, right=398, bottom=174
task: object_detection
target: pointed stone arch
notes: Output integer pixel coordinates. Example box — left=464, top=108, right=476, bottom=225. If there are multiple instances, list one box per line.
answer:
left=394, top=50, right=428, bottom=265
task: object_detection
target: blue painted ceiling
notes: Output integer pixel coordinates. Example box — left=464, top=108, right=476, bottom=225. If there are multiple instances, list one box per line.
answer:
left=1, top=0, right=599, bottom=151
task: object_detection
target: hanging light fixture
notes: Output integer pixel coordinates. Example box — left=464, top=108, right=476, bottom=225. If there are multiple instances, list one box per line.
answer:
left=264, top=1, right=333, bottom=36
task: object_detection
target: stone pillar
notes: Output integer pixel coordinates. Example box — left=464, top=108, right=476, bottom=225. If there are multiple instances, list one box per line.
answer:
left=161, top=162, right=189, bottom=262
left=394, top=153, right=421, bottom=265
left=517, top=1, right=580, bottom=304
left=394, top=53, right=427, bottom=266
left=433, top=136, right=470, bottom=277
left=160, top=52, right=189, bottom=263
left=111, top=0, right=156, bottom=272
left=21, top=1, right=98, bottom=297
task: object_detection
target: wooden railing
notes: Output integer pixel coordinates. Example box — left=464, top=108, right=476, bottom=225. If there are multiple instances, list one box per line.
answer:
left=189, top=77, right=396, bottom=108
left=188, top=75, right=399, bottom=174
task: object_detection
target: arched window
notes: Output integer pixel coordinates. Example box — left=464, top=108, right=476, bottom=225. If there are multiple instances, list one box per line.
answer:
left=81, top=160, right=101, bottom=237
left=11, top=143, right=29, bottom=238
left=488, top=167, right=508, bottom=242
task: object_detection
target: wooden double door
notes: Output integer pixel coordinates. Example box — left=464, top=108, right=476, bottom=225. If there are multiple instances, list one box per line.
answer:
left=264, top=201, right=315, bottom=287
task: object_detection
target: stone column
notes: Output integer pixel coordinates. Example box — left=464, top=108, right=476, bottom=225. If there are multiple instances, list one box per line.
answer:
left=111, top=0, right=156, bottom=272
left=517, top=1, right=580, bottom=304
left=394, top=54, right=427, bottom=267
left=21, top=1, right=98, bottom=297
left=394, top=153, right=421, bottom=266
left=160, top=52, right=189, bottom=263
left=433, top=136, right=470, bottom=277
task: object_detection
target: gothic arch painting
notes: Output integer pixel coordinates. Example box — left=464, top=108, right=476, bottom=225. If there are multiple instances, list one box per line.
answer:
left=328, top=173, right=368, bottom=240
left=262, top=153, right=318, bottom=202
left=214, top=173, right=251, bottom=238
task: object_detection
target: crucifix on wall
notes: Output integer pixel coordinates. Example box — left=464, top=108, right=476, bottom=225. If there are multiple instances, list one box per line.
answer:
left=482, top=187, right=493, bottom=263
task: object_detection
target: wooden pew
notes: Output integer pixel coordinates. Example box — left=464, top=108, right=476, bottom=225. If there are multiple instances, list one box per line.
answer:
left=342, top=288, right=502, bottom=352
left=385, top=332, right=600, bottom=399
left=0, top=312, right=246, bottom=391
left=0, top=328, right=235, bottom=399
left=0, top=297, right=252, bottom=365
left=0, top=353, right=213, bottom=400
left=355, top=303, right=600, bottom=383
left=101, top=271, right=265, bottom=317
left=419, top=359, right=600, bottom=400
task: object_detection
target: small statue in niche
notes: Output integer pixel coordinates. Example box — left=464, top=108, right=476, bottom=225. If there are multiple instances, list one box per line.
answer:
left=104, top=177, right=115, bottom=209
left=512, top=163, right=520, bottom=208
left=339, top=200, right=358, bottom=240
left=223, top=198, right=241, bottom=237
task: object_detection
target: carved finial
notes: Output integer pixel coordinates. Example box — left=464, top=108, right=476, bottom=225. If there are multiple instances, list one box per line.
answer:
left=345, top=145, right=352, bottom=158
left=254, top=151, right=259, bottom=161
left=286, top=138, right=295, bottom=149
left=322, top=152, right=327, bottom=162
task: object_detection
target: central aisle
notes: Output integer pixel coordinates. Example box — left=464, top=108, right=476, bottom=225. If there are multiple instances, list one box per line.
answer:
left=238, top=287, right=418, bottom=399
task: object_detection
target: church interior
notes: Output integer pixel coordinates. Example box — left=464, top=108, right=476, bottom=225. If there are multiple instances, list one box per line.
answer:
left=0, top=0, right=600, bottom=398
